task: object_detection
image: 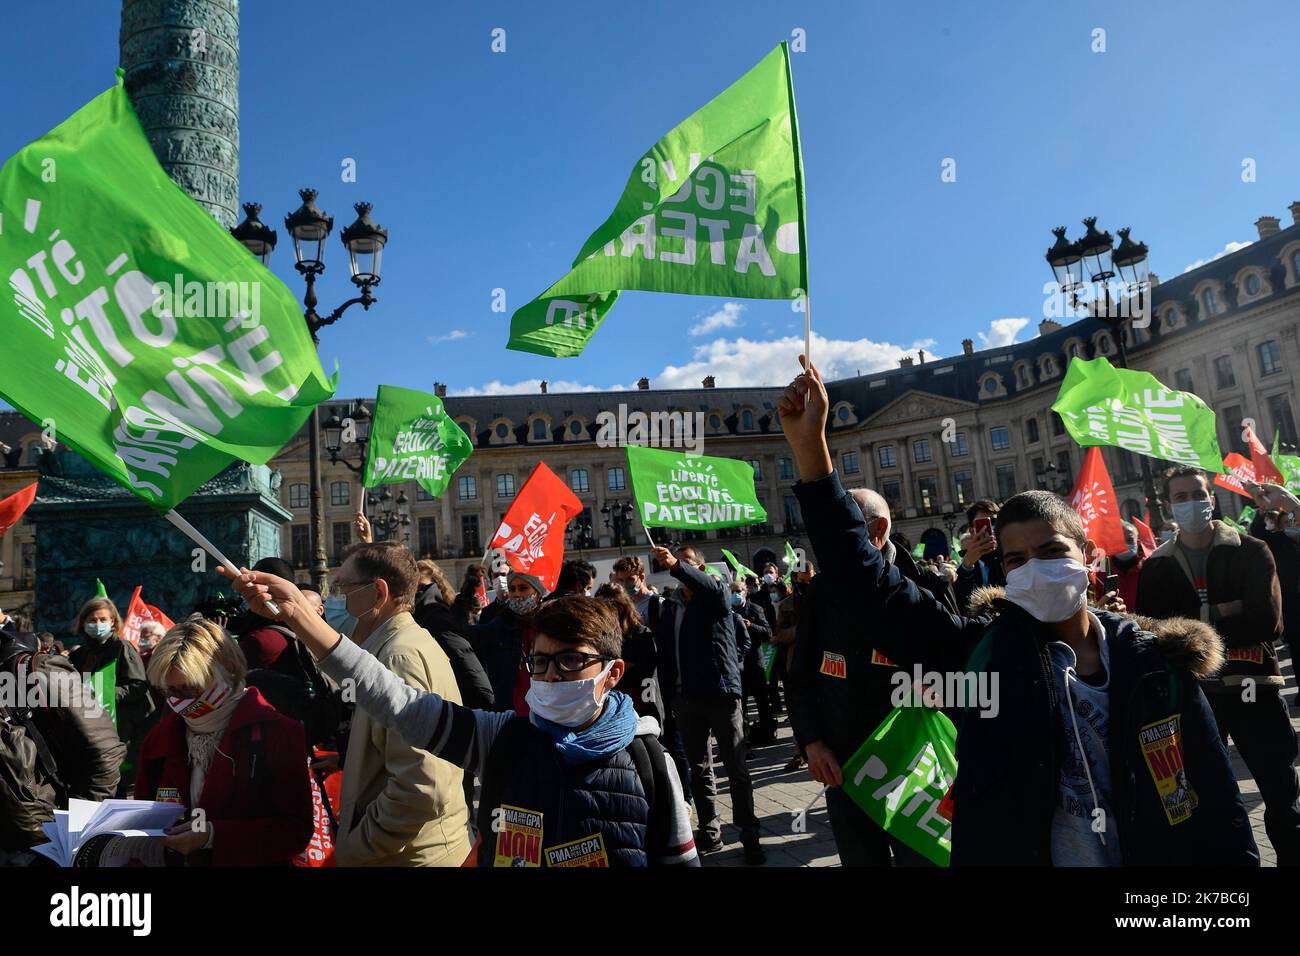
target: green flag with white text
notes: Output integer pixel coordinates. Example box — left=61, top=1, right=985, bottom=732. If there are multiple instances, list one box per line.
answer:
left=363, top=385, right=473, bottom=498
left=626, top=445, right=767, bottom=530
left=1050, top=358, right=1225, bottom=472
left=509, top=42, right=808, bottom=357
left=0, top=72, right=336, bottom=511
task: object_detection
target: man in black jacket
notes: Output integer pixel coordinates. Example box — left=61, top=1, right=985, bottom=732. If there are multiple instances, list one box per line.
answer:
left=954, top=499, right=1006, bottom=614
left=777, top=360, right=1257, bottom=866
left=652, top=545, right=765, bottom=863
left=789, top=487, right=930, bottom=865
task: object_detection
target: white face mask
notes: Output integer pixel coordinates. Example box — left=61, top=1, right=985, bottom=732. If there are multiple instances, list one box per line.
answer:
left=526, top=661, right=614, bottom=727
left=84, top=621, right=113, bottom=642
left=507, top=594, right=538, bottom=615
left=762, top=572, right=777, bottom=585
left=1004, top=558, right=1091, bottom=623
left=1171, top=499, right=1214, bottom=534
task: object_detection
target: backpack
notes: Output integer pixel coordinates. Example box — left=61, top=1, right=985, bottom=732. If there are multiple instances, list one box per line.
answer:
left=245, top=625, right=347, bottom=749
left=476, top=717, right=673, bottom=865
left=0, top=700, right=65, bottom=851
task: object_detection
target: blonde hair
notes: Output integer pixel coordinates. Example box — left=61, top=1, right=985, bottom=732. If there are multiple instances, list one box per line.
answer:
left=146, top=618, right=248, bottom=691
left=76, top=597, right=122, bottom=636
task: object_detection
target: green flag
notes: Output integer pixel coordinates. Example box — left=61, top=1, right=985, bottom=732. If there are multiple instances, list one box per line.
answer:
left=0, top=72, right=335, bottom=512
left=508, top=42, right=808, bottom=357
left=86, top=662, right=117, bottom=729
left=95, top=579, right=107, bottom=598
left=912, top=542, right=925, bottom=559
left=626, top=445, right=767, bottom=530
left=362, top=385, right=472, bottom=498
left=782, top=541, right=798, bottom=584
left=720, top=548, right=757, bottom=582
left=1050, top=358, right=1225, bottom=472
left=1273, top=433, right=1300, bottom=493
left=841, top=704, right=958, bottom=867
left=758, top=641, right=778, bottom=682
left=1239, top=505, right=1257, bottom=528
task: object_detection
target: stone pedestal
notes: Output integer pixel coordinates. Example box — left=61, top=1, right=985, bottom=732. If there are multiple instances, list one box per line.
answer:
left=29, top=452, right=288, bottom=634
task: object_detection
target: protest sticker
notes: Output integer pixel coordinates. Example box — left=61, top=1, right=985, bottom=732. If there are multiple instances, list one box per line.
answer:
left=543, top=832, right=610, bottom=868
left=1138, top=714, right=1198, bottom=825
left=493, top=805, right=544, bottom=867
left=819, top=651, right=847, bottom=678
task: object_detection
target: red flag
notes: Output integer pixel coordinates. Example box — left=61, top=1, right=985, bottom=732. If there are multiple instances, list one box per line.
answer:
left=1068, top=447, right=1128, bottom=558
left=121, top=586, right=176, bottom=649
left=1131, top=515, right=1157, bottom=555
left=1214, top=453, right=1257, bottom=499
left=1244, top=422, right=1285, bottom=485
left=486, top=463, right=583, bottom=592
left=0, top=482, right=37, bottom=536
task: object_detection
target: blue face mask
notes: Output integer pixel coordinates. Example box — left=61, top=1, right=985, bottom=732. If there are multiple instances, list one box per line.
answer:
left=730, top=591, right=745, bottom=607
left=323, top=594, right=357, bottom=637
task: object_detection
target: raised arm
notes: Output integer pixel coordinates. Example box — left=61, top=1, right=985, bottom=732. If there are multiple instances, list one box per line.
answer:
left=777, top=358, right=981, bottom=673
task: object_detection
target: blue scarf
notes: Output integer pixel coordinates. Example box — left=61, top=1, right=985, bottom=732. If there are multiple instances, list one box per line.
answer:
left=530, top=690, right=639, bottom=765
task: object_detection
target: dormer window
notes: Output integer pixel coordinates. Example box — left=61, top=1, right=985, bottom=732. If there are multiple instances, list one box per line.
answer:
left=741, top=410, right=754, bottom=430
left=532, top=419, right=548, bottom=441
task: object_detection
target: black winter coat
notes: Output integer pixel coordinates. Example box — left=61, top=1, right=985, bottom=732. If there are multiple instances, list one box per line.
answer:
left=654, top=561, right=743, bottom=700
left=795, top=470, right=1258, bottom=866
left=413, top=590, right=497, bottom=711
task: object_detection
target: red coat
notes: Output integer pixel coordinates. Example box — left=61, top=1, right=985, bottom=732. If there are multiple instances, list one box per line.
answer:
left=134, top=687, right=314, bottom=866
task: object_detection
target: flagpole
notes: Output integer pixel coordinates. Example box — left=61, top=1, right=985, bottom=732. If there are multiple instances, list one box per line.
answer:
left=164, top=510, right=282, bottom=617
left=804, top=293, right=812, bottom=372
left=644, top=527, right=657, bottom=549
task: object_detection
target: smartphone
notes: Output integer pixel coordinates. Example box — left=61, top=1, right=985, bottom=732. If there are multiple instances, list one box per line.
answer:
left=1103, top=573, right=1119, bottom=594
left=972, top=516, right=994, bottom=541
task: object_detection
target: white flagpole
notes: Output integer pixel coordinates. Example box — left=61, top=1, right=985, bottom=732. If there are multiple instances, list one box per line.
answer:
left=804, top=292, right=811, bottom=372
left=164, top=510, right=282, bottom=617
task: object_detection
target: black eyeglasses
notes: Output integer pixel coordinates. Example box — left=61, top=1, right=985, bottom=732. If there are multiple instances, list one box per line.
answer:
left=523, top=651, right=611, bottom=676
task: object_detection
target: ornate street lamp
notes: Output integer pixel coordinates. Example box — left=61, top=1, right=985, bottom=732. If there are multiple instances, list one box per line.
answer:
left=324, top=403, right=372, bottom=473
left=1044, top=218, right=1163, bottom=532
left=231, top=190, right=390, bottom=591
left=367, top=487, right=411, bottom=542
left=601, top=499, right=634, bottom=553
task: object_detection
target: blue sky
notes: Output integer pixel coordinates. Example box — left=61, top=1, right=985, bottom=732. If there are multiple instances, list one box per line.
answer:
left=4, top=0, right=1298, bottom=398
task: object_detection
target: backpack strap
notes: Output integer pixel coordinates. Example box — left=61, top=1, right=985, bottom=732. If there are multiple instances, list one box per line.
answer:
left=1, top=704, right=68, bottom=800
left=626, top=733, right=672, bottom=864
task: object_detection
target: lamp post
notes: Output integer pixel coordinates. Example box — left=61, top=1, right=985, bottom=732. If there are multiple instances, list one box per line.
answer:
left=231, top=193, right=389, bottom=591
left=566, top=515, right=595, bottom=555
left=367, top=488, right=411, bottom=543
left=1046, top=218, right=1164, bottom=532
left=323, top=403, right=373, bottom=473
left=1035, top=461, right=1069, bottom=495
left=601, top=499, right=634, bottom=554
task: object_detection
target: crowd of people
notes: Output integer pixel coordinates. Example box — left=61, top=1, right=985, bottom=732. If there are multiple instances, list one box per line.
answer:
left=3, top=365, right=1300, bottom=867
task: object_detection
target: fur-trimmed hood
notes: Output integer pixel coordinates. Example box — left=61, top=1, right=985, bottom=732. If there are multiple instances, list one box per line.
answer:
left=964, top=585, right=1224, bottom=679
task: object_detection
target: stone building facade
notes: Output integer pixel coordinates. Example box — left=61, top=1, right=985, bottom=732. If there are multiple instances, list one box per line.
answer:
left=2, top=205, right=1299, bottom=604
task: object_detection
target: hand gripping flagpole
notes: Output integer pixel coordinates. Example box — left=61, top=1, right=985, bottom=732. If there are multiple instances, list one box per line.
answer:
left=164, top=510, right=282, bottom=617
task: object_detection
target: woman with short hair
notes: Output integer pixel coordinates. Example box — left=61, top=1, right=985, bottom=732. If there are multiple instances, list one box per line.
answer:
left=132, top=618, right=314, bottom=866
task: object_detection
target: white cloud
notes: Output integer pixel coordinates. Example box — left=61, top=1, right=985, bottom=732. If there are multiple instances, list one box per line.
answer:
left=1183, top=240, right=1251, bottom=273
left=648, top=331, right=938, bottom=390
left=452, top=331, right=936, bottom=397
left=977, top=317, right=1030, bottom=349
left=689, top=302, right=745, bottom=337
left=450, top=378, right=603, bottom=397
left=427, top=329, right=469, bottom=344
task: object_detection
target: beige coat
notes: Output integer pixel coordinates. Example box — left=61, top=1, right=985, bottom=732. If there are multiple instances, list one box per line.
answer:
left=335, top=611, right=471, bottom=867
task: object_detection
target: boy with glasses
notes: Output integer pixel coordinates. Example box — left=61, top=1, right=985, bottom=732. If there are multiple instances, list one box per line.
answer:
left=216, top=565, right=698, bottom=868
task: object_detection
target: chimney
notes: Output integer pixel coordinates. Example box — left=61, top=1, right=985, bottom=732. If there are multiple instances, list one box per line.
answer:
left=1038, top=318, right=1063, bottom=336
left=1148, top=273, right=1159, bottom=288
left=1256, top=215, right=1281, bottom=240
left=962, top=338, right=974, bottom=356
left=898, top=356, right=914, bottom=368
left=702, top=375, right=715, bottom=389
left=433, top=382, right=447, bottom=398
left=1290, top=201, right=1300, bottom=226
left=540, top=380, right=548, bottom=394
left=636, top=376, right=650, bottom=390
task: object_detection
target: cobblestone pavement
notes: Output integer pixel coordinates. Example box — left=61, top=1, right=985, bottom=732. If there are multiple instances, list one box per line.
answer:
left=700, top=654, right=1299, bottom=867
